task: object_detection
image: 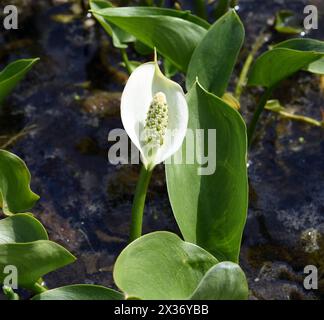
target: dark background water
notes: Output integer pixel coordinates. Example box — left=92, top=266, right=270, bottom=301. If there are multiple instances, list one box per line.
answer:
left=0, top=0, right=323, bottom=300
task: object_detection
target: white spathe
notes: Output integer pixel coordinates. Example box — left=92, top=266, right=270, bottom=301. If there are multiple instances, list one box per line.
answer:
left=121, top=60, right=188, bottom=170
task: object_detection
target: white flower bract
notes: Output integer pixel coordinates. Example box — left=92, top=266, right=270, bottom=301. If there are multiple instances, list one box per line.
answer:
left=121, top=59, right=188, bottom=170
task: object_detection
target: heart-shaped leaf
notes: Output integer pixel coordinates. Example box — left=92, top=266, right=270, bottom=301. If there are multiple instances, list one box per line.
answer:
left=166, top=82, right=248, bottom=262
left=190, top=262, right=248, bottom=300
left=0, top=240, right=76, bottom=288
left=0, top=213, right=48, bottom=244
left=0, top=149, right=39, bottom=215
left=91, top=7, right=209, bottom=71
left=248, top=38, right=324, bottom=88
left=0, top=58, right=39, bottom=105
left=186, top=9, right=245, bottom=96
left=113, top=231, right=218, bottom=300
left=31, top=284, right=124, bottom=300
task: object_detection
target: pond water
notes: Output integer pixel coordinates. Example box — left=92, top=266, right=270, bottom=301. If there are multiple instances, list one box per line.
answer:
left=0, top=0, right=323, bottom=299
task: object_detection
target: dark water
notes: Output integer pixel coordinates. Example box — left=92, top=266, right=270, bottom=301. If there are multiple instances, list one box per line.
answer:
left=0, top=0, right=323, bottom=299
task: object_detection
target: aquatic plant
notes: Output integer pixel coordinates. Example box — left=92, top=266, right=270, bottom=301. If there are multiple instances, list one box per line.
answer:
left=1, top=0, right=324, bottom=300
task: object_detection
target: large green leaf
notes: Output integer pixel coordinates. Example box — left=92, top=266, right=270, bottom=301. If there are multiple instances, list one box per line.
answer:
left=113, top=231, right=218, bottom=300
left=166, top=82, right=248, bottom=262
left=0, top=149, right=39, bottom=215
left=91, top=7, right=209, bottom=71
left=0, top=240, right=76, bottom=288
left=0, top=58, right=39, bottom=105
left=32, top=284, right=124, bottom=300
left=248, top=39, right=324, bottom=88
left=0, top=213, right=48, bottom=244
left=275, top=38, right=324, bottom=75
left=186, top=10, right=244, bottom=96
left=190, top=262, right=248, bottom=300
left=90, top=0, right=135, bottom=49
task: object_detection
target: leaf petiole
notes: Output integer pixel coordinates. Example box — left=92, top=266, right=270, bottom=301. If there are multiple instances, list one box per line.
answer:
left=247, top=86, right=274, bottom=147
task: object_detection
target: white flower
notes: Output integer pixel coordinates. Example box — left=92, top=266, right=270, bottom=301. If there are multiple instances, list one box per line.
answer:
left=121, top=58, right=188, bottom=170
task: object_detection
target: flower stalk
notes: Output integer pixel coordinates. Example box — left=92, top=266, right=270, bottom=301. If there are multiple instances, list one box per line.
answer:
left=129, top=166, right=153, bottom=241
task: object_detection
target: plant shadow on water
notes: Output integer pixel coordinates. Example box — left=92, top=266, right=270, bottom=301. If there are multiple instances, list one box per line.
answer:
left=0, top=0, right=323, bottom=299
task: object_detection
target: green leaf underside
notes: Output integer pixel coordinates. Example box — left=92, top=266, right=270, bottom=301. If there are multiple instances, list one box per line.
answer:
left=166, top=82, right=248, bottom=262
left=113, top=231, right=218, bottom=300
left=91, top=7, right=209, bottom=71
left=0, top=240, right=76, bottom=287
left=190, top=262, right=248, bottom=300
left=0, top=214, right=48, bottom=244
left=187, top=10, right=245, bottom=96
left=248, top=38, right=324, bottom=87
left=0, top=58, right=39, bottom=105
left=0, top=150, right=39, bottom=215
left=32, top=284, right=124, bottom=300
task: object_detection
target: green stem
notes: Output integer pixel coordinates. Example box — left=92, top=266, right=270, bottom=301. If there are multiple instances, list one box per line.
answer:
left=214, top=0, right=229, bottom=19
left=247, top=87, right=274, bottom=147
left=2, top=286, right=19, bottom=300
left=267, top=109, right=324, bottom=127
left=30, top=282, right=48, bottom=294
left=230, top=0, right=238, bottom=6
left=234, top=31, right=269, bottom=100
left=129, top=166, right=153, bottom=242
left=194, top=0, right=207, bottom=20
left=121, top=48, right=133, bottom=75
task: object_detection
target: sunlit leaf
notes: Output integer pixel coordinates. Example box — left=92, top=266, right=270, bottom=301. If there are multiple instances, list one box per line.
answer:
left=113, top=231, right=218, bottom=300
left=186, top=9, right=244, bottom=96
left=0, top=240, right=76, bottom=288
left=166, top=82, right=248, bottom=262
left=0, top=213, right=48, bottom=244
left=190, top=262, right=248, bottom=300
